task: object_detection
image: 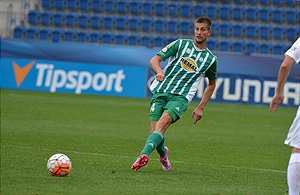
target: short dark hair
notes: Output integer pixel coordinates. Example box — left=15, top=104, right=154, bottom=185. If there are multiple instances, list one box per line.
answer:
left=194, top=16, right=212, bottom=30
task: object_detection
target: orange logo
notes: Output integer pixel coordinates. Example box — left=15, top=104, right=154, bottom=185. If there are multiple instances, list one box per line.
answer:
left=13, top=61, right=35, bottom=87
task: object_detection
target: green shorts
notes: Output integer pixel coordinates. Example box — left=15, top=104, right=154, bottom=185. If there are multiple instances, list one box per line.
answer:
left=149, top=93, right=189, bottom=122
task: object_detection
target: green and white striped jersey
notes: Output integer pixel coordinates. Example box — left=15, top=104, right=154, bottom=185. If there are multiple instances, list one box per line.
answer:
left=150, top=38, right=218, bottom=102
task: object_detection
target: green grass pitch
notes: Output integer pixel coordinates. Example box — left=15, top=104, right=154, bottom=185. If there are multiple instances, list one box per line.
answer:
left=1, top=89, right=296, bottom=194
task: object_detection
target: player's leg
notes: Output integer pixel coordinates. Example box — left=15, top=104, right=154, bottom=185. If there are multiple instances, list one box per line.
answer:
left=154, top=111, right=175, bottom=156
left=152, top=113, right=173, bottom=171
left=151, top=120, right=166, bottom=157
left=141, top=112, right=173, bottom=155
left=287, top=148, right=300, bottom=195
left=131, top=94, right=167, bottom=171
left=284, top=106, right=300, bottom=194
left=156, top=95, right=188, bottom=171
left=143, top=94, right=170, bottom=156
left=131, top=114, right=172, bottom=171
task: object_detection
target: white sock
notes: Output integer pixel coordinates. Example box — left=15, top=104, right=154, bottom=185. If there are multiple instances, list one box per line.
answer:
left=288, top=153, right=300, bottom=195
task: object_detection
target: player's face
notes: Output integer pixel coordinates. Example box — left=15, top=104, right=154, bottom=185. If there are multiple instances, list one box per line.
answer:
left=194, top=23, right=211, bottom=44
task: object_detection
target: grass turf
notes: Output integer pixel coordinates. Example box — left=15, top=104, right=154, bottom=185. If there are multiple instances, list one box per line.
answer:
left=1, top=89, right=296, bottom=194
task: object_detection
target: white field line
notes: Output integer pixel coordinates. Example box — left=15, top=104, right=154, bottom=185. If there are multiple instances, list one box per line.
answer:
left=2, top=144, right=286, bottom=174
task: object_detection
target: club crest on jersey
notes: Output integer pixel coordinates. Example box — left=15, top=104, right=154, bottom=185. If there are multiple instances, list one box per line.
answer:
left=180, top=57, right=197, bottom=72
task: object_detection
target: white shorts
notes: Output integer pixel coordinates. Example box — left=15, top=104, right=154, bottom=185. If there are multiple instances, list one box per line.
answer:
left=284, top=106, right=300, bottom=149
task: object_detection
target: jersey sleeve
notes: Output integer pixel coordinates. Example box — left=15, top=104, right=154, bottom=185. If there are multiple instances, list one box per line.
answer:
left=285, top=37, right=300, bottom=64
left=205, top=59, right=218, bottom=81
left=157, top=39, right=180, bottom=61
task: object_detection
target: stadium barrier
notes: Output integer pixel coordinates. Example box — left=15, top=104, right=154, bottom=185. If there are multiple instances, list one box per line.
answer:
left=1, top=39, right=299, bottom=107
left=1, top=57, right=147, bottom=98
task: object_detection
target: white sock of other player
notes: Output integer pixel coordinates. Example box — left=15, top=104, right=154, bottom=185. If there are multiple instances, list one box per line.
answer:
left=287, top=153, right=300, bottom=195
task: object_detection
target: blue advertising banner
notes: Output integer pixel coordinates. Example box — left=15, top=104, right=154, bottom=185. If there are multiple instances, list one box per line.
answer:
left=1, top=39, right=299, bottom=107
left=146, top=71, right=299, bottom=107
left=2, top=39, right=298, bottom=78
left=195, top=73, right=299, bottom=107
left=1, top=58, right=148, bottom=98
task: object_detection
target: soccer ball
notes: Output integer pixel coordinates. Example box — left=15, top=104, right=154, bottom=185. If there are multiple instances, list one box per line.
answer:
left=47, top=153, right=72, bottom=177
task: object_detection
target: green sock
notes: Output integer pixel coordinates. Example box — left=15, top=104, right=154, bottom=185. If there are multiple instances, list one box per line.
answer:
left=141, top=131, right=164, bottom=156
left=156, top=137, right=166, bottom=157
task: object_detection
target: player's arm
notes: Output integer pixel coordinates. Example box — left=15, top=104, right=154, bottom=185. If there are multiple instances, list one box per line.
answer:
left=192, top=79, right=216, bottom=124
left=270, top=55, right=296, bottom=112
left=275, top=55, right=295, bottom=95
left=150, top=39, right=180, bottom=82
left=150, top=55, right=164, bottom=82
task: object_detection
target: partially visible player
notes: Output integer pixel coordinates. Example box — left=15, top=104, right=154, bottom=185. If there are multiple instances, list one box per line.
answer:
left=270, top=37, right=300, bottom=195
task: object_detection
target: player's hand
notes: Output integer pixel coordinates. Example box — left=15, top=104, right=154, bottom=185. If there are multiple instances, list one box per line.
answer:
left=192, top=108, right=203, bottom=124
left=270, top=94, right=284, bottom=113
left=156, top=72, right=165, bottom=82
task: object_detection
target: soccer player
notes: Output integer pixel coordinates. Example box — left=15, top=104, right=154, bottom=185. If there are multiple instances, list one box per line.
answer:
left=131, top=16, right=217, bottom=171
left=270, top=37, right=300, bottom=195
